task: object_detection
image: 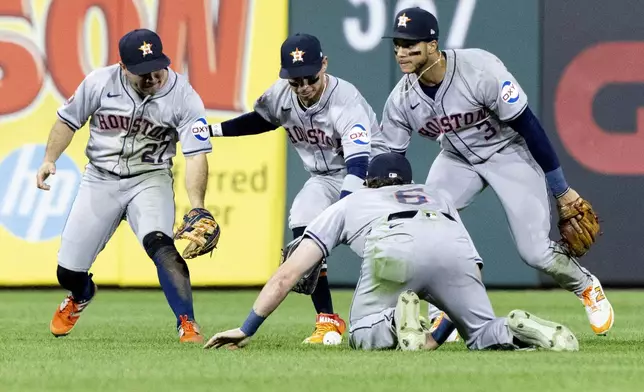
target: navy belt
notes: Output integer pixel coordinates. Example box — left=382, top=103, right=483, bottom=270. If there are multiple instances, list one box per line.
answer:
left=310, top=168, right=343, bottom=175
left=387, top=210, right=456, bottom=222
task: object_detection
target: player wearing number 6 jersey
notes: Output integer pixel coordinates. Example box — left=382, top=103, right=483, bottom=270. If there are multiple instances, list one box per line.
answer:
left=380, top=7, right=613, bottom=339
left=206, top=33, right=389, bottom=344
left=37, top=29, right=213, bottom=342
left=204, top=153, right=579, bottom=353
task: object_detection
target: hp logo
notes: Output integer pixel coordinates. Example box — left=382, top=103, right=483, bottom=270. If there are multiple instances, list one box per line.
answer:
left=0, top=144, right=81, bottom=242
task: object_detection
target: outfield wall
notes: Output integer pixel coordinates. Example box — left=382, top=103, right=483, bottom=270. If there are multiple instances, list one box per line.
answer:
left=1, top=0, right=642, bottom=287
left=288, top=0, right=644, bottom=288
left=287, top=0, right=543, bottom=287
left=539, top=0, right=644, bottom=286
left=0, top=0, right=287, bottom=286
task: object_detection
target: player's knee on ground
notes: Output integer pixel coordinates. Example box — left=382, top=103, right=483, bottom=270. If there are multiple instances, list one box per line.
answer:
left=349, top=330, right=397, bottom=351
left=142, top=231, right=189, bottom=277
left=348, top=315, right=400, bottom=351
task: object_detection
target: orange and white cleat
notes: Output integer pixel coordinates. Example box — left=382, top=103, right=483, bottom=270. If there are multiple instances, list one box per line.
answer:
left=178, top=315, right=204, bottom=343
left=580, top=275, right=614, bottom=335
left=50, top=283, right=97, bottom=337
left=302, top=313, right=346, bottom=344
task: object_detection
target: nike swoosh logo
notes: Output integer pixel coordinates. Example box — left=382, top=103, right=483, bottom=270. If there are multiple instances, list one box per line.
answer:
left=107, top=92, right=120, bottom=98
left=410, top=103, right=420, bottom=110
left=388, top=223, right=403, bottom=229
left=281, top=106, right=292, bottom=112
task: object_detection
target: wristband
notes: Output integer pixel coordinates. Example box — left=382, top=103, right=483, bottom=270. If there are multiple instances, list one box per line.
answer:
left=208, top=123, right=223, bottom=137
left=545, top=167, right=570, bottom=198
left=240, top=309, right=266, bottom=336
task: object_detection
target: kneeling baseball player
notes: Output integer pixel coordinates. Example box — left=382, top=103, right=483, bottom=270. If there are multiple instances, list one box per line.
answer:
left=204, top=153, right=579, bottom=352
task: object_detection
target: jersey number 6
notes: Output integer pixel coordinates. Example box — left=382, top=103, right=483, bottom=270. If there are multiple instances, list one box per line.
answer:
left=394, top=188, right=431, bottom=205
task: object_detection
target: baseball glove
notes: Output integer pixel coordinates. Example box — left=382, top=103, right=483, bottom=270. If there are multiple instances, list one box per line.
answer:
left=174, top=208, right=221, bottom=259
left=557, top=197, right=600, bottom=257
left=280, top=236, right=323, bottom=295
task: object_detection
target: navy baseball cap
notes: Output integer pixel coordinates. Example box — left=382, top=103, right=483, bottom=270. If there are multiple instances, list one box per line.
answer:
left=383, top=7, right=439, bottom=42
left=119, top=29, right=171, bottom=75
left=279, top=33, right=324, bottom=79
left=367, top=153, right=413, bottom=184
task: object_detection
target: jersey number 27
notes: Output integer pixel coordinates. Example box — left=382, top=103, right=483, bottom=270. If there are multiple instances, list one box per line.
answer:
left=141, top=141, right=171, bottom=164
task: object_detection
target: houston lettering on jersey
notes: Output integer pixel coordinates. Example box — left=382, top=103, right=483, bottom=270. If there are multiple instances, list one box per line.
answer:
left=417, top=108, right=488, bottom=139
left=95, top=114, right=170, bottom=141
left=285, top=125, right=341, bottom=149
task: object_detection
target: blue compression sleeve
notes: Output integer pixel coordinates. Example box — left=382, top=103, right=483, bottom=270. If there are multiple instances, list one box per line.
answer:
left=506, top=106, right=569, bottom=197
left=340, top=155, right=368, bottom=199
left=221, top=111, right=278, bottom=137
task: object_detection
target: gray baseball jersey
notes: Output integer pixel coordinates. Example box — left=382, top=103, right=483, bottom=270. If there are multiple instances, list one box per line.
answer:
left=380, top=49, right=593, bottom=314
left=304, top=184, right=473, bottom=259
left=381, top=49, right=527, bottom=163
left=302, top=184, right=511, bottom=351
left=57, top=64, right=212, bottom=177
left=55, top=64, right=211, bottom=272
left=254, top=74, right=389, bottom=174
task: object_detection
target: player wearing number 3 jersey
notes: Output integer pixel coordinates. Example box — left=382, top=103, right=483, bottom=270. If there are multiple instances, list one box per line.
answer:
left=37, top=29, right=212, bottom=343
left=380, top=7, right=613, bottom=338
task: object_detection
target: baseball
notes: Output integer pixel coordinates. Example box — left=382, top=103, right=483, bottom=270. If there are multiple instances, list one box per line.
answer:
left=323, top=331, right=342, bottom=346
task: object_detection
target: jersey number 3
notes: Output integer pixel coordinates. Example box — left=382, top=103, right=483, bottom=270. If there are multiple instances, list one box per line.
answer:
left=476, top=120, right=497, bottom=141
left=394, top=188, right=431, bottom=205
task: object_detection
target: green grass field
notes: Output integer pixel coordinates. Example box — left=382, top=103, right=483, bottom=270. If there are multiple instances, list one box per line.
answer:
left=1, top=289, right=642, bottom=392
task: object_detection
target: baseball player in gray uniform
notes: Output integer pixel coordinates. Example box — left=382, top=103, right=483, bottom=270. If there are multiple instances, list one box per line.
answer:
left=380, top=7, right=613, bottom=341
left=37, top=29, right=213, bottom=343
left=203, top=153, right=579, bottom=353
left=206, top=33, right=389, bottom=344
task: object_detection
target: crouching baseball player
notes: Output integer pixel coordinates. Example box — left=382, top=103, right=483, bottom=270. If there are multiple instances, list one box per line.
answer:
left=205, top=33, right=389, bottom=344
left=380, top=7, right=612, bottom=342
left=204, top=153, right=579, bottom=352
left=38, top=29, right=220, bottom=343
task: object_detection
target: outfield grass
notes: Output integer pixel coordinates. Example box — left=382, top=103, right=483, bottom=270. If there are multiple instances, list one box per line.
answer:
left=0, top=289, right=642, bottom=392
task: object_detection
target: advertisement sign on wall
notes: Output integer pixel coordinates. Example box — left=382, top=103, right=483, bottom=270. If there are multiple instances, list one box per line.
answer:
left=542, top=0, right=644, bottom=285
left=0, top=0, right=288, bottom=286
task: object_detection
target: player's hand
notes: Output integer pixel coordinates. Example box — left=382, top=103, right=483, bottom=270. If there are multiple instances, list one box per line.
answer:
left=556, top=187, right=580, bottom=207
left=36, top=161, right=56, bottom=191
left=556, top=188, right=583, bottom=231
left=203, top=328, right=250, bottom=350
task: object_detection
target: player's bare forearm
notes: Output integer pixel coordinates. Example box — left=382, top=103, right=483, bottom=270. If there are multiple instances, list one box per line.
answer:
left=44, top=119, right=75, bottom=163
left=253, top=239, right=324, bottom=317
left=184, top=153, right=208, bottom=209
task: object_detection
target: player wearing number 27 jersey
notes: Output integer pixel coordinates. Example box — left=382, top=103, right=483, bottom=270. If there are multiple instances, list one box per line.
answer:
left=38, top=29, right=212, bottom=343
left=380, top=7, right=613, bottom=338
